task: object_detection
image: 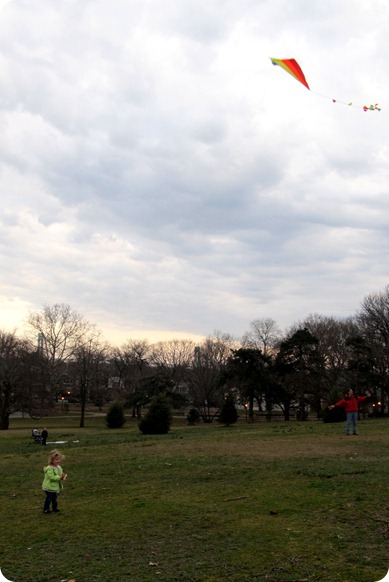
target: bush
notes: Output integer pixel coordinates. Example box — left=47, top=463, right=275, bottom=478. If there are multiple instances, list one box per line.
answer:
left=106, top=402, right=126, bottom=429
left=186, top=408, right=200, bottom=425
left=322, top=406, right=346, bottom=423
left=139, top=394, right=172, bottom=435
left=219, top=393, right=238, bottom=427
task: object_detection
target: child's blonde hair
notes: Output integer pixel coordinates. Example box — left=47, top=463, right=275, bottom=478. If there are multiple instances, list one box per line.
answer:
left=48, top=449, right=65, bottom=465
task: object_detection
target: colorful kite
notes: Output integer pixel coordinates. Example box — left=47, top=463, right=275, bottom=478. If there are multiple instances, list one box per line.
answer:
left=270, top=57, right=381, bottom=112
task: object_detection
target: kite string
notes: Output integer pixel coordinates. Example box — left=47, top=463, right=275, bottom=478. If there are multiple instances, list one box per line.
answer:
left=312, top=90, right=381, bottom=111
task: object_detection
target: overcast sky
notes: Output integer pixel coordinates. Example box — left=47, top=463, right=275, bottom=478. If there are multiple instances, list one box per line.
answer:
left=1, top=0, right=388, bottom=345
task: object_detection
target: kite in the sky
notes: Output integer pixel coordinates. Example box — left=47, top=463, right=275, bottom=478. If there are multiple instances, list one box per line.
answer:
left=270, top=57, right=381, bottom=112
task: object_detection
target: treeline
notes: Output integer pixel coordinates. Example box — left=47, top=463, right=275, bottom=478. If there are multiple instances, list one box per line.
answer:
left=1, top=285, right=389, bottom=429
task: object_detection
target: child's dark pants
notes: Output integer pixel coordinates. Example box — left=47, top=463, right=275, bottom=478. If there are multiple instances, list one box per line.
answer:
left=43, top=491, right=58, bottom=512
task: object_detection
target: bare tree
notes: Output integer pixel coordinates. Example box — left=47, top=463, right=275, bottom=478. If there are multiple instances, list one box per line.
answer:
left=149, top=339, right=195, bottom=384
left=204, top=331, right=239, bottom=365
left=0, top=331, right=23, bottom=429
left=72, top=331, right=111, bottom=427
left=188, top=332, right=238, bottom=422
left=242, top=318, right=282, bottom=356
left=357, top=285, right=389, bottom=414
left=111, top=339, right=151, bottom=416
left=0, top=331, right=44, bottom=429
left=359, top=285, right=389, bottom=345
left=293, top=313, right=360, bottom=405
left=27, top=303, right=95, bottom=397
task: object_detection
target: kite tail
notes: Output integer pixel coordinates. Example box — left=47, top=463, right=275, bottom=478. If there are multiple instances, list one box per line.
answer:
left=312, top=91, right=381, bottom=111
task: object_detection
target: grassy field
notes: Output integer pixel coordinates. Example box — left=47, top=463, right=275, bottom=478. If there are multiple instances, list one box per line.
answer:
left=0, top=415, right=388, bottom=582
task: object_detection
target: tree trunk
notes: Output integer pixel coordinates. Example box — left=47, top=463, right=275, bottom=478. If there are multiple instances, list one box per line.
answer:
left=0, top=380, right=12, bottom=430
left=79, top=381, right=87, bottom=428
left=0, top=410, right=10, bottom=430
left=248, top=394, right=254, bottom=422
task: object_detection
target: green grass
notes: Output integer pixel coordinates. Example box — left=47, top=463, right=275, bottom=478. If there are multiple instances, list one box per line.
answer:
left=0, top=416, right=388, bottom=582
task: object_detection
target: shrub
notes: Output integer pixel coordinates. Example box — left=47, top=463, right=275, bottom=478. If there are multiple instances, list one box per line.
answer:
left=186, top=408, right=200, bottom=425
left=139, top=394, right=172, bottom=435
left=219, top=393, right=238, bottom=427
left=106, top=402, right=126, bottom=429
left=322, top=406, right=346, bottom=423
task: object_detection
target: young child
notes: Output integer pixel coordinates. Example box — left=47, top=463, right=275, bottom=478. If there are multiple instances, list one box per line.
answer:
left=42, top=449, right=67, bottom=514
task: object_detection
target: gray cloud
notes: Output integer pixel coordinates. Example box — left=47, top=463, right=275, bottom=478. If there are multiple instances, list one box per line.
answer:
left=0, top=0, right=388, bottom=343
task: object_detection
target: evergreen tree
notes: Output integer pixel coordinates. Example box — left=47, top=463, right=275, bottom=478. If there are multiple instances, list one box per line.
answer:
left=186, top=408, right=200, bottom=425
left=219, top=393, right=238, bottom=427
left=223, top=348, right=271, bottom=422
left=106, top=402, right=126, bottom=429
left=275, top=328, right=323, bottom=421
left=139, top=394, right=172, bottom=434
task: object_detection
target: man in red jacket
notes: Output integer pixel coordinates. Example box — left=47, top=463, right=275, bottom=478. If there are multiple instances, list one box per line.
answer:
left=330, top=389, right=371, bottom=435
